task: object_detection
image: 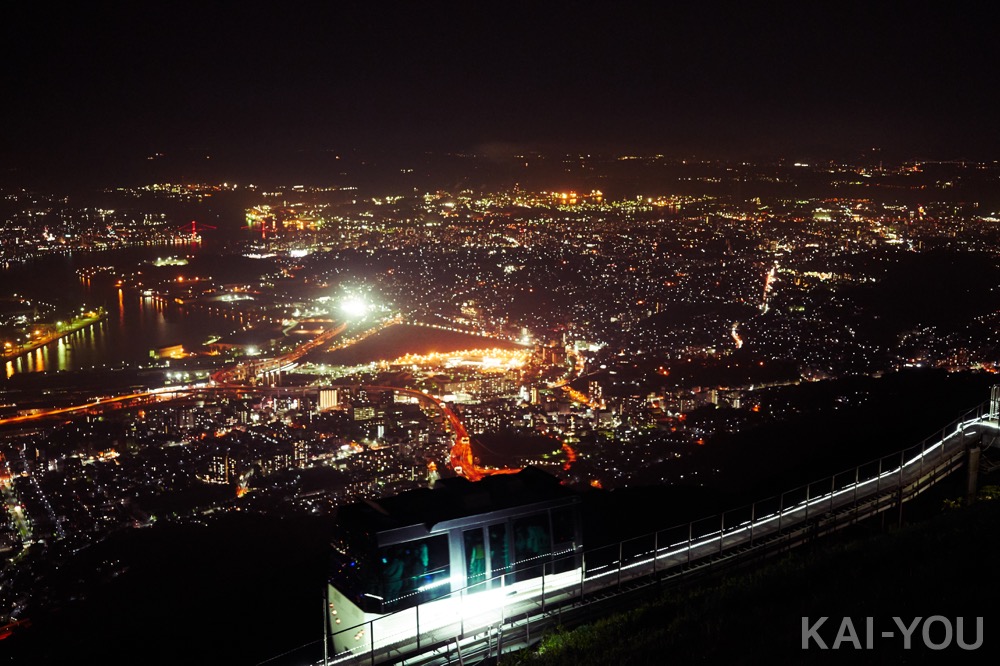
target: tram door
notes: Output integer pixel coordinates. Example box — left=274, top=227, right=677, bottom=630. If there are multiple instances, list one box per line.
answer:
left=462, top=528, right=487, bottom=593
left=488, top=522, right=511, bottom=586
left=463, top=523, right=511, bottom=592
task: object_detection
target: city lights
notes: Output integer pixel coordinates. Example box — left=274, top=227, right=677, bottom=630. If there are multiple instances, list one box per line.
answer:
left=3, top=4, right=998, bottom=664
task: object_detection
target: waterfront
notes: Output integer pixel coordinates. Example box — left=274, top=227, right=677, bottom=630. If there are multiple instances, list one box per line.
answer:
left=1, top=309, right=106, bottom=362
left=1, top=246, right=242, bottom=379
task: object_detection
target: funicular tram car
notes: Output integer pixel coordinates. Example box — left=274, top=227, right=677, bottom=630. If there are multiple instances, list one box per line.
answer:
left=328, top=468, right=582, bottom=656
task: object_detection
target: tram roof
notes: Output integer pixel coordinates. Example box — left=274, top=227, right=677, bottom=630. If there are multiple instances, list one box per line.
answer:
left=338, top=467, right=578, bottom=535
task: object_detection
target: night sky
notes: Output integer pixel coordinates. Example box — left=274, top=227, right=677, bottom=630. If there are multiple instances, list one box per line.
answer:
left=4, top=2, right=999, bottom=181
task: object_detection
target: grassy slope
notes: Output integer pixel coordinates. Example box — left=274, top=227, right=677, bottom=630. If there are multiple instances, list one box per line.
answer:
left=514, top=498, right=1000, bottom=666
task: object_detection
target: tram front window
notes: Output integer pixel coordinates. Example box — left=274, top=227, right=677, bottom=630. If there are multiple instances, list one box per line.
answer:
left=379, top=534, right=450, bottom=610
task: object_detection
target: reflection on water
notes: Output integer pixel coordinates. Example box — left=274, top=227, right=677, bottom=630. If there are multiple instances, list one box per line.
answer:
left=3, top=249, right=243, bottom=379
left=5, top=292, right=238, bottom=378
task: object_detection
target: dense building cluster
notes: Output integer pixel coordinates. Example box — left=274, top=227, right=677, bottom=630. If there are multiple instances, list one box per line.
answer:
left=2, top=155, right=1000, bottom=630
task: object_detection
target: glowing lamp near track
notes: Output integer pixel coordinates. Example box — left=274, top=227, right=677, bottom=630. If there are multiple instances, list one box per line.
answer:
left=340, top=297, right=368, bottom=318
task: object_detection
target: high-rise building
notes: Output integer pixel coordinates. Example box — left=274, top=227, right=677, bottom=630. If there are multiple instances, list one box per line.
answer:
left=319, top=388, right=340, bottom=411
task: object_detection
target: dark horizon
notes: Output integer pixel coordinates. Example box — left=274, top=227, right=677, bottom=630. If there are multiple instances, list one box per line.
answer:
left=4, top=1, right=1000, bottom=188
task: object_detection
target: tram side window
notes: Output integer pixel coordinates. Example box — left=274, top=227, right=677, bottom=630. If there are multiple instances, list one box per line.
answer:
left=551, top=506, right=576, bottom=547
left=488, top=522, right=510, bottom=580
left=550, top=505, right=578, bottom=573
left=464, top=528, right=487, bottom=590
left=512, top=513, right=550, bottom=581
left=379, top=534, right=450, bottom=609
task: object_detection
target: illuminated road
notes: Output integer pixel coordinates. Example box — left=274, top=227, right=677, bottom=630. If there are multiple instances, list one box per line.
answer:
left=210, top=321, right=347, bottom=384
left=403, top=319, right=527, bottom=346
left=550, top=387, right=585, bottom=469
left=359, top=385, right=491, bottom=481
left=0, top=321, right=354, bottom=427
left=324, top=404, right=999, bottom=666
left=1, top=472, right=31, bottom=543
left=760, top=263, right=777, bottom=313
left=0, top=383, right=332, bottom=429
left=0, top=390, right=161, bottom=426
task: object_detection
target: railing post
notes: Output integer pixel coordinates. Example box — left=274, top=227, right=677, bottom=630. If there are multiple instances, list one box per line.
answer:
left=749, top=503, right=755, bottom=546
left=876, top=457, right=882, bottom=495
left=920, top=439, right=925, bottom=488
left=805, top=483, right=810, bottom=520
left=324, top=600, right=332, bottom=666
left=687, top=521, right=692, bottom=565
left=416, top=603, right=421, bottom=650
left=778, top=492, right=784, bottom=532
left=853, top=465, right=859, bottom=508
left=541, top=563, right=546, bottom=614
left=498, top=620, right=504, bottom=660
left=653, top=530, right=659, bottom=574
left=898, top=449, right=904, bottom=493
left=579, top=552, right=586, bottom=600
left=460, top=588, right=464, bottom=637
left=370, top=619, right=375, bottom=666
left=500, top=600, right=505, bottom=648
left=719, top=513, right=725, bottom=554
left=829, top=476, right=834, bottom=514
left=617, top=540, right=623, bottom=588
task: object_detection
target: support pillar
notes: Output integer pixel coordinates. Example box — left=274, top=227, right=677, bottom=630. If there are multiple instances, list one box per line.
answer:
left=966, top=445, right=982, bottom=505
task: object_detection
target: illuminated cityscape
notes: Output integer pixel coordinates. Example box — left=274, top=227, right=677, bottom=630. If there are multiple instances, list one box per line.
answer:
left=2, top=3, right=1000, bottom=665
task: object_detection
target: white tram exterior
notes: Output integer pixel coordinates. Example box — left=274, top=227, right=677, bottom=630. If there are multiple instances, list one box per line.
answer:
left=327, top=468, right=582, bottom=656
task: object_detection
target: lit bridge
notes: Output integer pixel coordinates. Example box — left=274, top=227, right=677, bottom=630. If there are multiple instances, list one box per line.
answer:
left=281, top=389, right=1000, bottom=666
